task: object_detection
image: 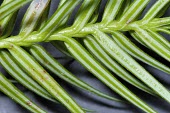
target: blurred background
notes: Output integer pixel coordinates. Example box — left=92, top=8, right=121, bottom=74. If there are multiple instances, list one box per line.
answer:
left=0, top=0, right=170, bottom=113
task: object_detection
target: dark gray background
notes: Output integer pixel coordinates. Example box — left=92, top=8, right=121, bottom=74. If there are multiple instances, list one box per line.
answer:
left=0, top=0, right=170, bottom=113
